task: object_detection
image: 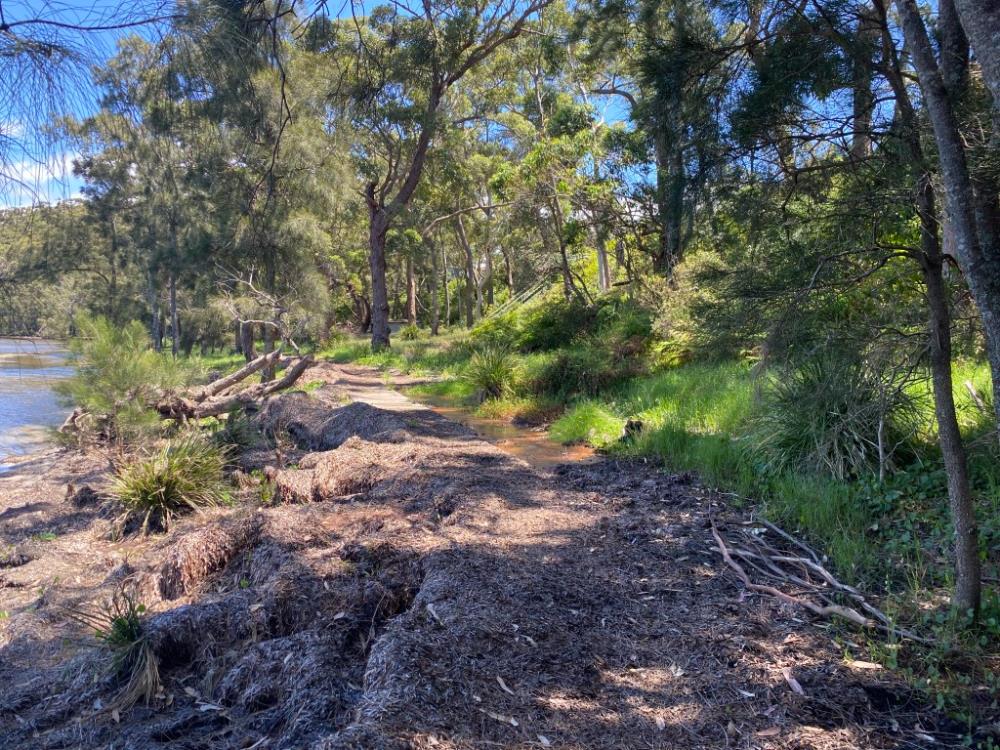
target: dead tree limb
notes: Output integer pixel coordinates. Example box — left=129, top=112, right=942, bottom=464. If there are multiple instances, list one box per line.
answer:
left=188, top=349, right=283, bottom=402
left=710, top=520, right=934, bottom=644
left=155, top=351, right=314, bottom=420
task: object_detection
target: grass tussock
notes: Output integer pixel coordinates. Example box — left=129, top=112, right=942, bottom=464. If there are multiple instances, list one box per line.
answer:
left=112, top=434, right=229, bottom=534
left=66, top=588, right=160, bottom=709
left=749, top=353, right=921, bottom=481
left=462, top=346, right=519, bottom=400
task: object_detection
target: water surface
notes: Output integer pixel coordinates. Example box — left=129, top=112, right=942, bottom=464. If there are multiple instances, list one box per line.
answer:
left=407, top=390, right=597, bottom=470
left=0, top=338, right=73, bottom=466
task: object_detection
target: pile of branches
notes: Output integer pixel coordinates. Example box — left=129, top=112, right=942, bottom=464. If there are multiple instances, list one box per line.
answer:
left=710, top=518, right=930, bottom=643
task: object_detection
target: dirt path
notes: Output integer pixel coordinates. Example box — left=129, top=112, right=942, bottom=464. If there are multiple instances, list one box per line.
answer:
left=0, top=363, right=952, bottom=749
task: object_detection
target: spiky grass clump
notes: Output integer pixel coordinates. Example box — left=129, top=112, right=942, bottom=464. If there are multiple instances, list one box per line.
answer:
left=749, top=353, right=920, bottom=480
left=67, top=588, right=160, bottom=709
left=113, top=434, right=229, bottom=533
left=463, top=346, right=519, bottom=401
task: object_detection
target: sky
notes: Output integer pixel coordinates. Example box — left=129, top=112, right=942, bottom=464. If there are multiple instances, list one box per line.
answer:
left=0, top=0, right=175, bottom=207
left=0, top=0, right=630, bottom=208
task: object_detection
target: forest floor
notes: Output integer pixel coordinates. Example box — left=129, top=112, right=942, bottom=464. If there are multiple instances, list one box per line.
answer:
left=0, top=362, right=975, bottom=749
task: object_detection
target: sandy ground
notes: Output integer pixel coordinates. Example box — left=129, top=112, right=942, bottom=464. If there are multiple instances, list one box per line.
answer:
left=0, top=362, right=967, bottom=749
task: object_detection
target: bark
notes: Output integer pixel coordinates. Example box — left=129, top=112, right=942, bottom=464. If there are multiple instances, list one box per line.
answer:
left=262, top=261, right=277, bottom=382
left=456, top=215, right=476, bottom=328
left=240, top=322, right=256, bottom=362
left=952, top=0, right=1000, bottom=123
left=896, top=0, right=1000, bottom=448
left=939, top=0, right=969, bottom=94
left=920, top=207, right=981, bottom=616
left=107, top=220, right=119, bottom=320
left=429, top=237, right=440, bottom=336
left=365, top=82, right=443, bottom=352
left=368, top=205, right=392, bottom=350
left=148, top=270, right=162, bottom=353
left=499, top=244, right=514, bottom=291
left=157, top=353, right=314, bottom=421
left=443, top=242, right=451, bottom=327
left=597, top=239, right=611, bottom=292
left=850, top=6, right=878, bottom=160
left=876, top=0, right=981, bottom=612
left=406, top=253, right=418, bottom=326
left=169, top=272, right=179, bottom=357
left=652, top=130, right=685, bottom=275
left=484, top=247, right=494, bottom=308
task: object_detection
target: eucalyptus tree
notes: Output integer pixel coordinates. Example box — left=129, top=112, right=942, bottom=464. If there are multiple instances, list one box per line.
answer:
left=709, top=0, right=988, bottom=616
left=330, top=0, right=552, bottom=350
left=576, top=0, right=728, bottom=275
left=892, top=0, right=1000, bottom=460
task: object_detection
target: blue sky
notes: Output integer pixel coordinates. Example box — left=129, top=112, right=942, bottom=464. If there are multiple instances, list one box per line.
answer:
left=1, top=0, right=630, bottom=208
left=1, top=0, right=173, bottom=207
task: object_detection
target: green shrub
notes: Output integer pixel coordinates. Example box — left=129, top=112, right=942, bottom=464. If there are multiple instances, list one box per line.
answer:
left=57, top=315, right=195, bottom=443
left=749, top=353, right=921, bottom=481
left=397, top=324, right=424, bottom=341
left=463, top=346, right=519, bottom=400
left=112, top=434, right=229, bottom=533
left=213, top=409, right=259, bottom=450
left=550, top=401, right=624, bottom=447
left=532, top=343, right=643, bottom=398
left=469, top=311, right=523, bottom=350
left=517, top=299, right=596, bottom=352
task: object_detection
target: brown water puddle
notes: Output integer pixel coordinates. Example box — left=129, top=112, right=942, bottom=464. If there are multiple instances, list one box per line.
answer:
left=404, top=391, right=596, bottom=470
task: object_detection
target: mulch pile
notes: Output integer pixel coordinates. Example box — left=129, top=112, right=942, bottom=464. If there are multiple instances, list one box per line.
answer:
left=0, top=369, right=969, bottom=749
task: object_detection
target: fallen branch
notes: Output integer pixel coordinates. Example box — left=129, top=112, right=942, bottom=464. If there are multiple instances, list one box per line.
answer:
left=711, top=521, right=872, bottom=627
left=155, top=351, right=314, bottom=420
left=710, top=520, right=935, bottom=644
left=188, top=355, right=314, bottom=418
left=188, top=349, right=284, bottom=401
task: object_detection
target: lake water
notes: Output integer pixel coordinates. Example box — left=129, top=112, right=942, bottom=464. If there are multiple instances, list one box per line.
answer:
left=0, top=338, right=73, bottom=467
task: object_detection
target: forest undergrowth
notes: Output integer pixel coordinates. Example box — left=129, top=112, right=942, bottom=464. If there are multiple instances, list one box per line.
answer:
left=322, top=295, right=1000, bottom=725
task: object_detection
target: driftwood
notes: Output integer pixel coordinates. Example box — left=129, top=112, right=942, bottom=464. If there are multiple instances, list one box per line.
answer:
left=156, top=351, right=315, bottom=420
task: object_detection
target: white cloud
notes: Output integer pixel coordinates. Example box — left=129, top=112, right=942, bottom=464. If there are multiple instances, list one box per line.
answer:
left=0, top=151, right=82, bottom=208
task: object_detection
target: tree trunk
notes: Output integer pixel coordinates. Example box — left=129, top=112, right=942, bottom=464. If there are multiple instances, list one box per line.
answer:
left=939, top=0, right=969, bottom=94
left=406, top=253, right=418, bottom=326
left=880, top=0, right=983, bottom=615
left=169, top=271, right=179, bottom=357
left=922, top=235, right=981, bottom=617
left=499, top=244, right=514, bottom=292
left=368, top=207, right=391, bottom=350
left=429, top=237, right=440, bottom=336
left=652, top=132, right=685, bottom=275
left=897, top=0, right=1000, bottom=446
left=952, top=0, right=1000, bottom=124
left=148, top=271, right=162, bottom=353
left=443, top=242, right=451, bottom=327
left=456, top=216, right=476, bottom=328
left=484, top=247, right=494, bottom=308
left=850, top=6, right=878, bottom=160
left=240, top=322, right=256, bottom=362
left=262, top=260, right=277, bottom=382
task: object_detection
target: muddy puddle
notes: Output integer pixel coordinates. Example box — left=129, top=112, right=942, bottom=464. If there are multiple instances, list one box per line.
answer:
left=404, top=391, right=596, bottom=470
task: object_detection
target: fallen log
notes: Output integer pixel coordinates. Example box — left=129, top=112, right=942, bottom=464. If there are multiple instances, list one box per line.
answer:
left=188, top=349, right=284, bottom=402
left=156, top=353, right=315, bottom=420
